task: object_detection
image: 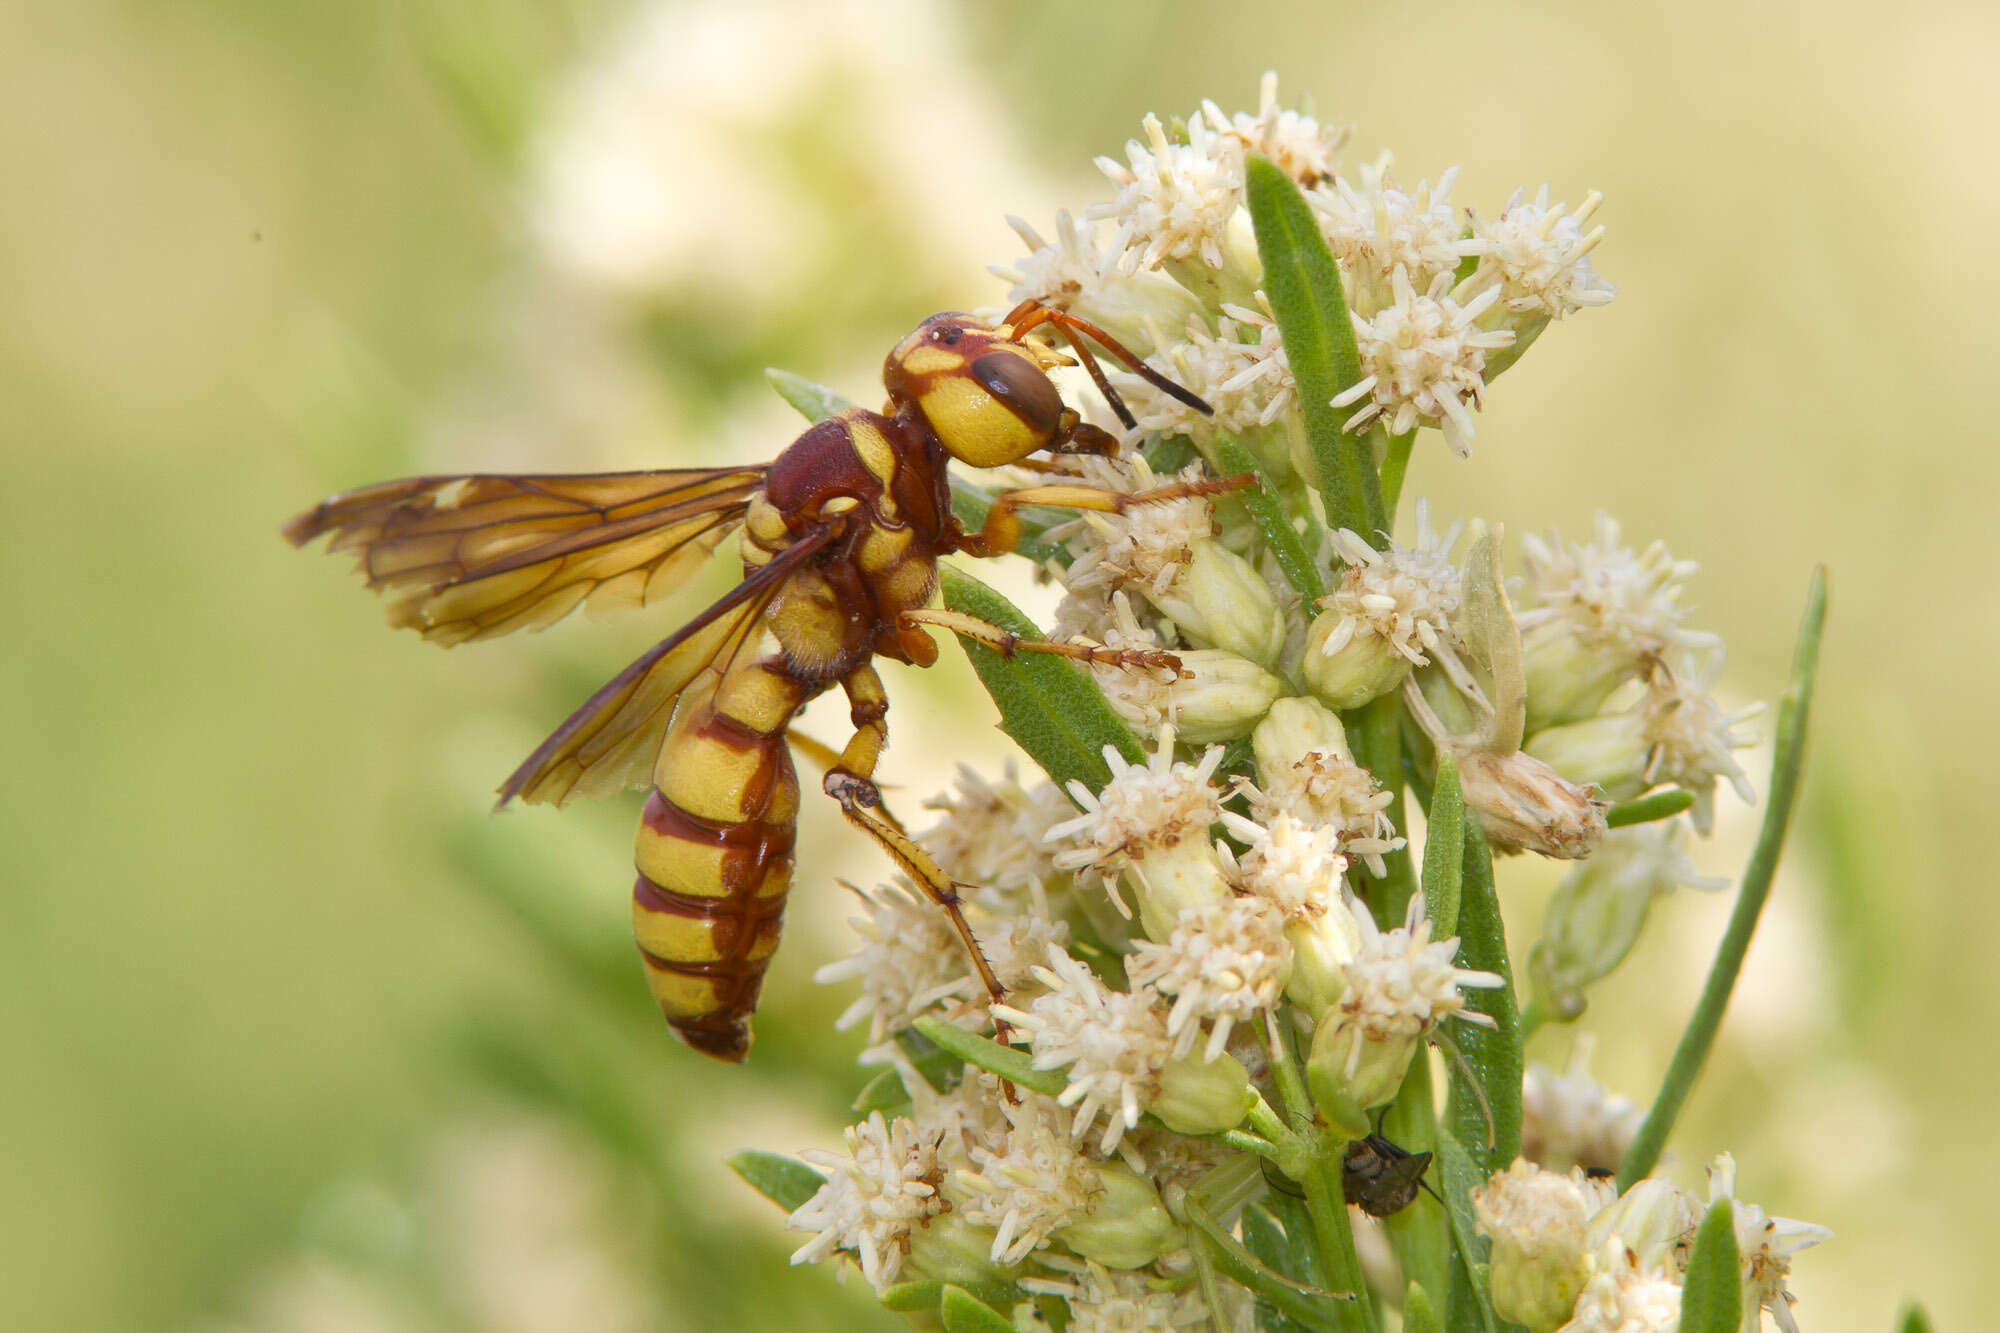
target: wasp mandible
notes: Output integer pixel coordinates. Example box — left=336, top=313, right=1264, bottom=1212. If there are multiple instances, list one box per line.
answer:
left=287, top=300, right=1246, bottom=1061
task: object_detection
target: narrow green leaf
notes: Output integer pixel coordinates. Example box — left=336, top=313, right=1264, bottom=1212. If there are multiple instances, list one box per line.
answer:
left=881, top=1280, right=1025, bottom=1315
left=1244, top=154, right=1385, bottom=539
left=1679, top=1200, right=1743, bottom=1333
left=1420, top=754, right=1465, bottom=937
left=1403, top=1281, right=1443, bottom=1333
left=939, top=566, right=1145, bottom=793
left=725, top=1150, right=826, bottom=1213
left=851, top=1067, right=908, bottom=1114
left=764, top=367, right=856, bottom=423
left=1446, top=825, right=1523, bottom=1176
left=1382, top=1057, right=1450, bottom=1307
left=947, top=479, right=1065, bottom=564
left=1619, top=567, right=1828, bottom=1188
left=1241, top=1204, right=1329, bottom=1333
left=1434, top=1126, right=1501, bottom=1333
left=1216, top=434, right=1323, bottom=600
left=1187, top=1199, right=1349, bottom=1326
left=1605, top=787, right=1696, bottom=828
left=940, top=1284, right=1017, bottom=1333
left=911, top=1016, right=1067, bottom=1097
left=1897, top=1301, right=1935, bottom=1333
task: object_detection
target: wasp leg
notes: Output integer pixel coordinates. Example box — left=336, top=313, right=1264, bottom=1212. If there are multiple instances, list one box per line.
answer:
left=822, top=664, right=1010, bottom=1017
left=899, top=607, right=1188, bottom=678
left=954, top=473, right=1257, bottom=559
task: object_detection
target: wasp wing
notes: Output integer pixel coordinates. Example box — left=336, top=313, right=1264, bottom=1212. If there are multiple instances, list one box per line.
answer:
left=285, top=467, right=766, bottom=645
left=497, top=527, right=832, bottom=809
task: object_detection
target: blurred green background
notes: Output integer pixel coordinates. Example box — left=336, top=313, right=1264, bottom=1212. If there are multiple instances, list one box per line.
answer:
left=5, top=0, right=1992, bottom=1328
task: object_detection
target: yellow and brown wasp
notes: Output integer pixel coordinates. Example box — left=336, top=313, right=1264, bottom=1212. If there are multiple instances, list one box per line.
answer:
left=287, top=300, right=1242, bottom=1061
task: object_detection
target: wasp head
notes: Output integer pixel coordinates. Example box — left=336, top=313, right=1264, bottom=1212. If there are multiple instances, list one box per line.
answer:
left=883, top=312, right=1076, bottom=469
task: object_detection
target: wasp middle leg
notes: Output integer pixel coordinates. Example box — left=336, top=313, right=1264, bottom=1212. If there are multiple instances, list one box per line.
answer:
left=821, top=663, right=1011, bottom=1014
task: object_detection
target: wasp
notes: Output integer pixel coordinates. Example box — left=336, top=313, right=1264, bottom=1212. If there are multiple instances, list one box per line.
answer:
left=287, top=300, right=1244, bottom=1061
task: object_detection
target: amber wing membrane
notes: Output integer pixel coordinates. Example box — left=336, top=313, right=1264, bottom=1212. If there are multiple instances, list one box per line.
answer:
left=284, top=468, right=767, bottom=645
left=497, top=527, right=833, bottom=809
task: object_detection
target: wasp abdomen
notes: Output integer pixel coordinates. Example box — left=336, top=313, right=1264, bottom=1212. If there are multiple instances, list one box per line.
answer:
left=631, top=656, right=808, bottom=1061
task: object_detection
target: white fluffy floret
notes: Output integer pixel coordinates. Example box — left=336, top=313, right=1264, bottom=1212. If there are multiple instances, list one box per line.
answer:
left=788, top=1112, right=946, bottom=1291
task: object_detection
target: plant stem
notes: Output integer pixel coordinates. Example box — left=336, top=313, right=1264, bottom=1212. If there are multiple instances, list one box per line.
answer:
left=1302, top=1130, right=1381, bottom=1333
left=1617, top=567, right=1827, bottom=1189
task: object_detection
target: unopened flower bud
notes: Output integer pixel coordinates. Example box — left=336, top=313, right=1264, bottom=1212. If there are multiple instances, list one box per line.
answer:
left=1171, top=651, right=1286, bottom=743
left=1522, top=711, right=1650, bottom=803
left=1528, top=825, right=1724, bottom=1017
left=905, top=1214, right=1009, bottom=1289
left=1131, top=841, right=1231, bottom=944
left=1149, top=541, right=1286, bottom=667
left=1303, top=607, right=1413, bottom=709
left=1052, top=1163, right=1180, bottom=1270
left=1252, top=696, right=1355, bottom=773
left=1473, top=1160, right=1611, bottom=1332
left=1455, top=748, right=1607, bottom=860
left=1520, top=623, right=1641, bottom=732
left=1282, top=907, right=1360, bottom=1018
left=1151, top=1046, right=1256, bottom=1138
left=1306, top=1014, right=1417, bottom=1138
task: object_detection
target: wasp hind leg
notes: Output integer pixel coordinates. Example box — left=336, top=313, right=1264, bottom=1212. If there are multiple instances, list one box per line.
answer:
left=898, top=607, right=1187, bottom=678
left=822, top=664, right=1010, bottom=1018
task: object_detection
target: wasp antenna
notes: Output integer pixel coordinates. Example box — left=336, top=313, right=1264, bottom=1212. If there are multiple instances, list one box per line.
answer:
left=1006, top=300, right=1214, bottom=420
left=1054, top=320, right=1139, bottom=431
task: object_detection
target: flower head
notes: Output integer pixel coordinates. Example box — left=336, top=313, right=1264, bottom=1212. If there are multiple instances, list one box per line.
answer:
left=1703, top=1154, right=1831, bottom=1333
left=1521, top=1041, right=1647, bottom=1177
left=789, top=1112, right=946, bottom=1292
left=1312, top=157, right=1478, bottom=310
left=1092, top=111, right=1250, bottom=280
left=1127, top=894, right=1293, bottom=1061
left=817, top=880, right=980, bottom=1056
left=1203, top=72, right=1348, bottom=188
left=1332, top=266, right=1514, bottom=458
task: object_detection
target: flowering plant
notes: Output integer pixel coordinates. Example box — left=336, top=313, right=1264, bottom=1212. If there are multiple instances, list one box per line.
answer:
left=731, top=78, right=1834, bottom=1333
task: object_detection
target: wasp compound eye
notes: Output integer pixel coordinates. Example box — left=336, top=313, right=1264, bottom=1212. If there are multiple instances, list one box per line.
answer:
left=970, top=350, right=1061, bottom=436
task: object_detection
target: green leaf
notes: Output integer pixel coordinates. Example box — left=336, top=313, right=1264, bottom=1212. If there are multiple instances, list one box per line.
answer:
left=1605, top=787, right=1696, bottom=828
left=1186, top=1198, right=1348, bottom=1327
left=881, top=1280, right=1026, bottom=1315
left=939, top=566, right=1145, bottom=793
left=1434, top=1126, right=1501, bottom=1333
left=1215, top=434, right=1323, bottom=600
left=1403, top=1281, right=1443, bottom=1333
left=725, top=1150, right=826, bottom=1213
left=1897, top=1301, right=1935, bottom=1333
left=1380, top=430, right=1418, bottom=521
left=1421, top=754, right=1465, bottom=937
left=1679, top=1200, right=1743, bottom=1333
left=851, top=1067, right=908, bottom=1114
left=1244, top=154, right=1385, bottom=539
left=940, top=1284, right=1017, bottom=1333
left=1446, top=825, right=1523, bottom=1177
left=764, top=367, right=856, bottom=423
left=894, top=1024, right=965, bottom=1093
left=1240, top=1203, right=1331, bottom=1333
left=1618, top=567, right=1827, bottom=1188
left=911, top=1016, right=1066, bottom=1097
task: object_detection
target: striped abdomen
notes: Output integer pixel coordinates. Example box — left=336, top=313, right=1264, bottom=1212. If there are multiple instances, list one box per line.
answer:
left=632, top=655, right=809, bottom=1061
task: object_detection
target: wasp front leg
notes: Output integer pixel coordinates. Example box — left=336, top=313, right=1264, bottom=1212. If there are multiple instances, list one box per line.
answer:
left=821, top=664, right=1011, bottom=1015
left=953, top=473, right=1257, bottom=559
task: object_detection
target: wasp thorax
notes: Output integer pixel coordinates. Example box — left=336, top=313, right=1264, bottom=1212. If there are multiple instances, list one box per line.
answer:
left=885, top=313, right=1064, bottom=468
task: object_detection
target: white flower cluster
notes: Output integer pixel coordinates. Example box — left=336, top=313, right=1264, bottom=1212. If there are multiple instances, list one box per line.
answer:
left=1473, top=1156, right=1831, bottom=1333
left=770, top=76, right=1817, bottom=1333
left=994, top=73, right=1613, bottom=458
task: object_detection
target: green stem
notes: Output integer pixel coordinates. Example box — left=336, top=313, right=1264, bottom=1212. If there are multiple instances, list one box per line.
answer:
left=1248, top=1093, right=1307, bottom=1158
left=1301, top=1131, right=1381, bottom=1333
left=1617, top=567, right=1827, bottom=1189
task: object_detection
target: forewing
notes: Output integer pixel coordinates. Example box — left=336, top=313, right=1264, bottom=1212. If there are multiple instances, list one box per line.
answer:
left=497, top=528, right=831, bottom=809
left=285, top=468, right=766, bottom=645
